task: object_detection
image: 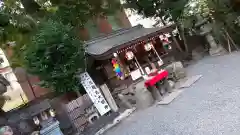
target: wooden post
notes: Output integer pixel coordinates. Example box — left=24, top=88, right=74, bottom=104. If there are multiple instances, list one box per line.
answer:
left=134, top=56, right=145, bottom=75
left=227, top=36, right=231, bottom=53
left=222, top=28, right=239, bottom=52
left=151, top=43, right=164, bottom=64
left=100, top=84, right=119, bottom=112
left=225, top=29, right=239, bottom=51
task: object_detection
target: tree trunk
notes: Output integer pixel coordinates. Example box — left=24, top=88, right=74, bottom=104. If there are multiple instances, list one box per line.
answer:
left=176, top=22, right=189, bottom=53
left=20, top=0, right=41, bottom=14
left=20, top=0, right=46, bottom=17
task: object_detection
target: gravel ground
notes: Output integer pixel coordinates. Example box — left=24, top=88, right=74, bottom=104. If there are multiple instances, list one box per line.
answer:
left=104, top=52, right=240, bottom=135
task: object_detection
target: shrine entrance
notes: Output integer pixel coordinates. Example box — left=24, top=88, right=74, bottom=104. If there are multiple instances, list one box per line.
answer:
left=85, top=24, right=183, bottom=89
left=113, top=36, right=170, bottom=82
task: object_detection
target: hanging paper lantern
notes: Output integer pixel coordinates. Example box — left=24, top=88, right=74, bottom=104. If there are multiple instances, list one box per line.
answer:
left=113, top=53, right=118, bottom=57
left=159, top=34, right=171, bottom=45
left=125, top=51, right=134, bottom=60
left=111, top=59, right=117, bottom=64
left=168, top=45, right=172, bottom=50
left=144, top=43, right=152, bottom=51
left=159, top=34, right=172, bottom=50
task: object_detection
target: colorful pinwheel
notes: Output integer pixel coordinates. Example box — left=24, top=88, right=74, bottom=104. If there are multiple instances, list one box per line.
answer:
left=112, top=59, right=123, bottom=78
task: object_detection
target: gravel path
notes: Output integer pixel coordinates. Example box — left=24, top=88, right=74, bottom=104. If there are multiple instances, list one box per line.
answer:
left=104, top=52, right=240, bottom=135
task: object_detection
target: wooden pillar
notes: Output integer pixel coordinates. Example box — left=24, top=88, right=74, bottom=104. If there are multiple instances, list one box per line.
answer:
left=150, top=43, right=164, bottom=66
left=133, top=56, right=145, bottom=75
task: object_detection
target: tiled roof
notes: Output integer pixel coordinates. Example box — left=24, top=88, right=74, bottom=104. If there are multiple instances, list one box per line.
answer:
left=85, top=24, right=176, bottom=58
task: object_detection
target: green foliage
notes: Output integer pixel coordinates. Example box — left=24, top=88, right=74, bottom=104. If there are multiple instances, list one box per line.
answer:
left=0, top=0, right=121, bottom=94
left=182, top=0, right=240, bottom=45
left=0, top=0, right=121, bottom=47
left=53, top=0, right=121, bottom=27
left=24, top=20, right=85, bottom=93
left=0, top=7, right=37, bottom=66
left=124, top=0, right=189, bottom=22
left=208, top=0, right=240, bottom=45
left=124, top=0, right=190, bottom=52
left=124, top=0, right=240, bottom=46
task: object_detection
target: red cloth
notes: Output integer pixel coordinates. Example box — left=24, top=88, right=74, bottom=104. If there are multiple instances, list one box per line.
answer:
left=144, top=70, right=168, bottom=87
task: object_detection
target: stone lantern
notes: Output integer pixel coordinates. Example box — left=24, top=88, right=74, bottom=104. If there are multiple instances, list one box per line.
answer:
left=28, top=100, right=63, bottom=135
left=194, top=15, right=226, bottom=56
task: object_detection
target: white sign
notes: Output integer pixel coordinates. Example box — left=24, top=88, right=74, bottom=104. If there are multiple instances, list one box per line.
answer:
left=145, top=67, right=151, bottom=75
left=130, top=69, right=142, bottom=81
left=79, top=72, right=111, bottom=116
left=158, top=60, right=164, bottom=67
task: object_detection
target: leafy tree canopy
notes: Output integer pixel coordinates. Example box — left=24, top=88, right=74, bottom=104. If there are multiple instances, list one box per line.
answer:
left=123, top=0, right=189, bottom=23
left=0, top=0, right=121, bottom=94
left=24, top=20, right=85, bottom=93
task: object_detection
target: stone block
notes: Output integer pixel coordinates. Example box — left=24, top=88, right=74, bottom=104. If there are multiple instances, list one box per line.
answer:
left=135, top=88, right=154, bottom=109
left=168, top=80, right=175, bottom=89
left=209, top=46, right=227, bottom=56
left=165, top=62, right=187, bottom=81
left=175, top=68, right=187, bottom=80
left=118, top=94, right=133, bottom=109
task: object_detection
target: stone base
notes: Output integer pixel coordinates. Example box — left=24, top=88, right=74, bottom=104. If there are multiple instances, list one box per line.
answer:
left=157, top=90, right=182, bottom=105
left=209, top=46, right=227, bottom=56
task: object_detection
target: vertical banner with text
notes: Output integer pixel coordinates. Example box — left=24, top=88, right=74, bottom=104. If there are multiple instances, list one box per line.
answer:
left=79, top=72, right=111, bottom=116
